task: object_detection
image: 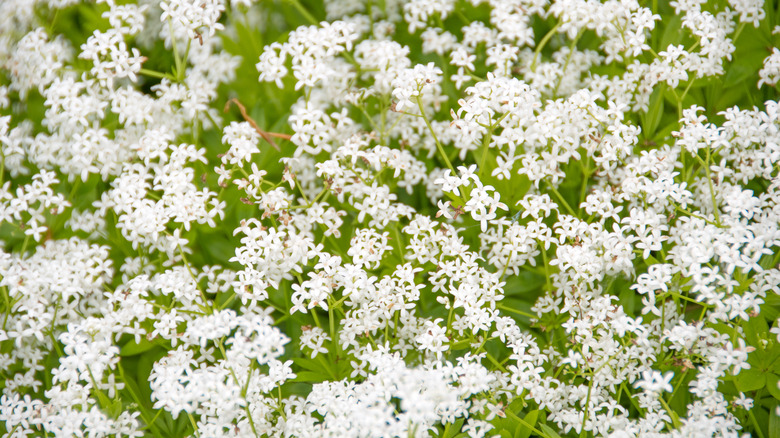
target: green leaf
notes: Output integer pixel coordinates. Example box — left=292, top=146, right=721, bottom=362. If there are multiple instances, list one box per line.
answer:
left=667, top=409, right=682, bottom=429
left=136, top=347, right=167, bottom=403
left=291, top=357, right=322, bottom=371
left=443, top=190, right=465, bottom=208
left=723, top=58, right=758, bottom=88
left=107, top=398, right=123, bottom=419
left=659, top=15, right=685, bottom=49
left=652, top=120, right=679, bottom=144
left=337, top=356, right=353, bottom=378
left=771, top=407, right=780, bottom=438
left=498, top=298, right=535, bottom=328
left=643, top=85, right=664, bottom=138
left=292, top=371, right=329, bottom=383
left=234, top=19, right=264, bottom=58
left=516, top=410, right=539, bottom=438
left=735, top=368, right=766, bottom=392
left=507, top=397, right=525, bottom=412
left=770, top=348, right=780, bottom=373
left=120, top=337, right=159, bottom=357
left=538, top=423, right=562, bottom=438
left=92, top=387, right=113, bottom=414
left=744, top=314, right=770, bottom=350
left=292, top=355, right=338, bottom=380
left=195, top=230, right=237, bottom=265
left=714, top=85, right=750, bottom=112
left=442, top=418, right=465, bottom=438
left=492, top=408, right=523, bottom=436
left=504, top=272, right=546, bottom=296
left=768, top=374, right=780, bottom=400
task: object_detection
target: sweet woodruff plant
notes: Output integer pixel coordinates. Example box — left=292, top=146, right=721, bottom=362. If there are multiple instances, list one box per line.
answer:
left=1, top=0, right=779, bottom=437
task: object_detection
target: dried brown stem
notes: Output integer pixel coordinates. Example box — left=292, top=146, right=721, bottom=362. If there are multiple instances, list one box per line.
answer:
left=224, top=98, right=291, bottom=151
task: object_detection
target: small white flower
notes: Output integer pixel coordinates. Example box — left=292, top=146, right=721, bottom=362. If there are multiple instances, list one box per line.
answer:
left=635, top=370, right=674, bottom=394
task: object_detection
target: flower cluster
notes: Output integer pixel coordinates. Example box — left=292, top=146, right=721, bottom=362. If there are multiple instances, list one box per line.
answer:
left=1, top=0, right=779, bottom=437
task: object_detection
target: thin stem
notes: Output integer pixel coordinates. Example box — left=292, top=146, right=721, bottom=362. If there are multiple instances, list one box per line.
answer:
left=504, top=409, right=552, bottom=438
left=286, top=0, right=318, bottom=25
left=328, top=299, right=340, bottom=364
left=658, top=397, right=682, bottom=429
left=703, top=146, right=721, bottom=225
left=497, top=304, right=535, bottom=319
left=169, top=21, right=183, bottom=80
left=672, top=204, right=722, bottom=227
left=553, top=29, right=584, bottom=97
left=579, top=377, right=594, bottom=437
left=478, top=112, right=510, bottom=179
left=187, top=413, right=201, bottom=438
left=117, top=362, right=165, bottom=437
left=749, top=408, right=767, bottom=438
left=484, top=351, right=507, bottom=372
left=531, top=22, right=561, bottom=71
left=546, top=181, right=576, bottom=216
left=180, top=38, right=192, bottom=81
left=416, top=95, right=456, bottom=174
left=540, top=241, right=553, bottom=293
left=677, top=78, right=696, bottom=110
left=139, top=68, right=175, bottom=80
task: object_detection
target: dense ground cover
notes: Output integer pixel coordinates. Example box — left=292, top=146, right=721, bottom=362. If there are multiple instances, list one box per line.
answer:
left=1, top=0, right=780, bottom=436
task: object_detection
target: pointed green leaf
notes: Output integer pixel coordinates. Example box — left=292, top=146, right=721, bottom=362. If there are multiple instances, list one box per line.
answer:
left=643, top=86, right=664, bottom=138
left=770, top=406, right=780, bottom=438
left=768, top=374, right=780, bottom=400
left=516, top=410, right=539, bottom=438
left=538, top=423, right=562, bottom=438
left=120, top=337, right=159, bottom=357
left=736, top=368, right=766, bottom=392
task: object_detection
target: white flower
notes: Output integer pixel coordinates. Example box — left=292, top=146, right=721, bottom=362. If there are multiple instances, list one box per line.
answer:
left=160, top=0, right=225, bottom=39
left=348, top=228, right=392, bottom=269
left=634, top=370, right=674, bottom=394
left=391, top=62, right=443, bottom=111
left=758, top=47, right=780, bottom=88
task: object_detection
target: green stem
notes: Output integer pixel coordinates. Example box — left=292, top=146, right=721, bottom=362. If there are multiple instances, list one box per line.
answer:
left=504, top=409, right=552, bottom=438
left=117, top=362, right=165, bottom=437
left=531, top=22, right=561, bottom=71
left=478, top=112, right=510, bottom=179
left=180, top=39, right=192, bottom=81
left=579, top=377, right=594, bottom=437
left=19, top=234, right=31, bottom=255
left=553, top=29, right=584, bottom=97
left=169, top=21, right=183, bottom=80
left=749, top=407, right=767, bottom=438
left=328, top=299, right=340, bottom=365
left=416, top=95, right=456, bottom=174
left=672, top=204, right=722, bottom=227
left=484, top=351, right=507, bottom=372
left=497, top=304, right=535, bottom=319
left=703, top=146, right=721, bottom=225
left=677, top=78, right=695, bottom=110
left=540, top=242, right=553, bottom=293
left=174, top=239, right=211, bottom=312
left=187, top=412, right=201, bottom=438
left=546, top=181, right=575, bottom=216
left=478, top=127, right=493, bottom=179
left=658, top=397, right=682, bottom=429
left=579, top=155, right=591, bottom=212
left=286, top=0, right=318, bottom=25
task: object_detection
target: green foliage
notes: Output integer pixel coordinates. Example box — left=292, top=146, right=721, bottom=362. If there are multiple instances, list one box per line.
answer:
left=1, top=0, right=780, bottom=436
